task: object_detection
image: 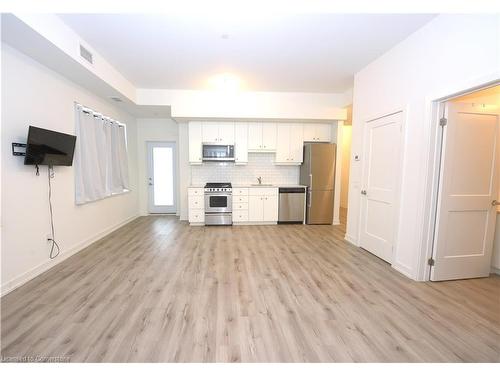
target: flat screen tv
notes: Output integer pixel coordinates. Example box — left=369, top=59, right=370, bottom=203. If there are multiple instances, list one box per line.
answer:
left=24, top=126, right=77, bottom=166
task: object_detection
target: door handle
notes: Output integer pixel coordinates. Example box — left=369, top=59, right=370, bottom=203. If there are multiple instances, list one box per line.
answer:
left=361, top=190, right=367, bottom=195
left=492, top=200, right=500, bottom=206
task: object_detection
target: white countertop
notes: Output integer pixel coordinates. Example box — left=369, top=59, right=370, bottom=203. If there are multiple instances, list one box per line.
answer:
left=189, top=184, right=307, bottom=188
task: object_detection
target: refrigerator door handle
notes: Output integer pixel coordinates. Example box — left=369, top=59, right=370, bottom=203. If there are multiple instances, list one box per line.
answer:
left=308, top=190, right=312, bottom=207
left=309, top=174, right=313, bottom=190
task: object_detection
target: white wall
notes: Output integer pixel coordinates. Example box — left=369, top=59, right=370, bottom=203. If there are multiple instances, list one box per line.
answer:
left=493, top=215, right=500, bottom=273
left=137, top=89, right=349, bottom=121
left=190, top=153, right=300, bottom=186
left=340, top=125, right=352, bottom=209
left=1, top=44, right=139, bottom=295
left=346, top=14, right=499, bottom=280
left=9, top=13, right=136, bottom=102
left=136, top=118, right=179, bottom=216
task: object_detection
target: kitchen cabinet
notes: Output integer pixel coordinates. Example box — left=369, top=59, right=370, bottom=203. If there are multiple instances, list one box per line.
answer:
left=233, top=187, right=249, bottom=223
left=188, top=122, right=203, bottom=164
left=234, top=123, right=248, bottom=164
left=248, top=188, right=278, bottom=222
left=303, top=124, right=331, bottom=142
left=202, top=122, right=234, bottom=143
left=188, top=188, right=204, bottom=224
left=248, top=123, right=276, bottom=151
left=201, top=123, right=219, bottom=142
left=275, top=124, right=304, bottom=164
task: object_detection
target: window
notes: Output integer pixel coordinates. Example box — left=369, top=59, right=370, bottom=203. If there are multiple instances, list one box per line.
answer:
left=74, top=104, right=129, bottom=204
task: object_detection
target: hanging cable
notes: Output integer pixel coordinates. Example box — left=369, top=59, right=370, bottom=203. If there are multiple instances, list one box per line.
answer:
left=47, top=165, right=61, bottom=259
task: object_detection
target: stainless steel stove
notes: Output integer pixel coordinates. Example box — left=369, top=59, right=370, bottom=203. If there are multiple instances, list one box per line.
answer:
left=204, top=183, right=232, bottom=226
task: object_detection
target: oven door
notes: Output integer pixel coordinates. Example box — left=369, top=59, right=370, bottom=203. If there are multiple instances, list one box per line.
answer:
left=205, top=193, right=232, bottom=213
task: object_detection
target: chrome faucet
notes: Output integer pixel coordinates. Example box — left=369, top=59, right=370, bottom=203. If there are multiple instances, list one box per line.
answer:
left=257, top=177, right=262, bottom=185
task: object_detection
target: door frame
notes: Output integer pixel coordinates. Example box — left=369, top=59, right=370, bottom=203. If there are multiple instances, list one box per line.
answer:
left=146, top=141, right=178, bottom=214
left=357, top=109, right=407, bottom=265
left=418, top=74, right=500, bottom=281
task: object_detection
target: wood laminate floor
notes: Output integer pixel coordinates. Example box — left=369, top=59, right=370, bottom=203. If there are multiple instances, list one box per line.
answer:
left=1, top=216, right=499, bottom=362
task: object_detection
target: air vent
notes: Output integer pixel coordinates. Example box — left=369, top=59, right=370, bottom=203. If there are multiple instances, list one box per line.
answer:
left=79, top=44, right=93, bottom=64
left=110, top=97, right=123, bottom=103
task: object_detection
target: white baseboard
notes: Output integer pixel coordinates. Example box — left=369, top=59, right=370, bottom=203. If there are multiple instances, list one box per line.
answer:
left=344, top=233, right=358, bottom=246
left=1, top=214, right=139, bottom=297
left=491, top=267, right=500, bottom=276
left=233, top=222, right=277, bottom=226
left=392, top=261, right=417, bottom=280
left=332, top=220, right=341, bottom=226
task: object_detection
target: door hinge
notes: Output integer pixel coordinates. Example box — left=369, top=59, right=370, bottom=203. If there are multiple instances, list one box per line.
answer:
left=439, top=118, right=447, bottom=127
left=428, top=258, right=435, bottom=266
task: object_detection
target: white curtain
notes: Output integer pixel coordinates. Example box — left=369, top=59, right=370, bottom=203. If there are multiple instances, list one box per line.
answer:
left=74, top=104, right=130, bottom=204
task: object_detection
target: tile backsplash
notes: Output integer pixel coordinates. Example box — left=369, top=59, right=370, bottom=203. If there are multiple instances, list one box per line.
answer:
left=190, top=153, right=300, bottom=185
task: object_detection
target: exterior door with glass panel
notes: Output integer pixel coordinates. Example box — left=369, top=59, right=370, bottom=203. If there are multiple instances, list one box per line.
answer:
left=147, top=142, right=177, bottom=214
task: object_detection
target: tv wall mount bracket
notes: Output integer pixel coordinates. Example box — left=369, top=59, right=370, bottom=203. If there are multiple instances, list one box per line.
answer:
left=12, top=143, right=26, bottom=156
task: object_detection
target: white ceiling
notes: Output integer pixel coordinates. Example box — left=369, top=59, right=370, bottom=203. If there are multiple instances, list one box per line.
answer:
left=59, top=14, right=435, bottom=93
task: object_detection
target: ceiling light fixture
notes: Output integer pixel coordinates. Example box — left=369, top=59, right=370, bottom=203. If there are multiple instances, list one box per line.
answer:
left=207, top=73, right=242, bottom=92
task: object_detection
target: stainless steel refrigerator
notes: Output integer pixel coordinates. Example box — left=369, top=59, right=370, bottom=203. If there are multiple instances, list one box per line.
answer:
left=300, top=143, right=336, bottom=224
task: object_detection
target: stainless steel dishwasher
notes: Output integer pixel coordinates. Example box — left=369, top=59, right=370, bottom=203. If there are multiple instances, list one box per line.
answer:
left=278, top=187, right=306, bottom=224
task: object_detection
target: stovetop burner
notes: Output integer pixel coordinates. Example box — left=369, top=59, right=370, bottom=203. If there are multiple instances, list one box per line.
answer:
left=205, top=182, right=232, bottom=188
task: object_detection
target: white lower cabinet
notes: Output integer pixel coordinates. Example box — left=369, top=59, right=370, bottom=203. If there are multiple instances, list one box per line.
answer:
left=232, top=188, right=249, bottom=223
left=188, top=186, right=279, bottom=225
left=233, top=210, right=249, bottom=222
left=248, top=188, right=278, bottom=222
left=188, top=188, right=204, bottom=224
left=189, top=209, right=204, bottom=224
left=232, top=187, right=277, bottom=224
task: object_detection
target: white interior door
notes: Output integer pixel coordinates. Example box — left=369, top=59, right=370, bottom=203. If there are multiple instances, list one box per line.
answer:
left=431, top=102, right=499, bottom=281
left=359, top=112, right=403, bottom=263
left=147, top=142, right=177, bottom=214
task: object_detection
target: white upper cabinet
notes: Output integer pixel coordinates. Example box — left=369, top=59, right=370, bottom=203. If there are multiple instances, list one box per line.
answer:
left=234, top=123, right=248, bottom=164
left=315, top=124, right=331, bottom=141
left=262, top=124, right=277, bottom=150
left=275, top=124, right=303, bottom=164
left=275, top=125, right=289, bottom=162
left=188, top=122, right=203, bottom=164
left=248, top=123, right=277, bottom=151
left=218, top=122, right=235, bottom=143
left=303, top=123, right=331, bottom=142
left=202, top=123, right=219, bottom=143
left=202, top=122, right=235, bottom=144
left=248, top=123, right=262, bottom=150
left=289, top=124, right=304, bottom=163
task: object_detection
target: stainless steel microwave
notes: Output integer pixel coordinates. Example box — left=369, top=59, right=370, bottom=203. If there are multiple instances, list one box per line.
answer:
left=202, top=144, right=235, bottom=162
